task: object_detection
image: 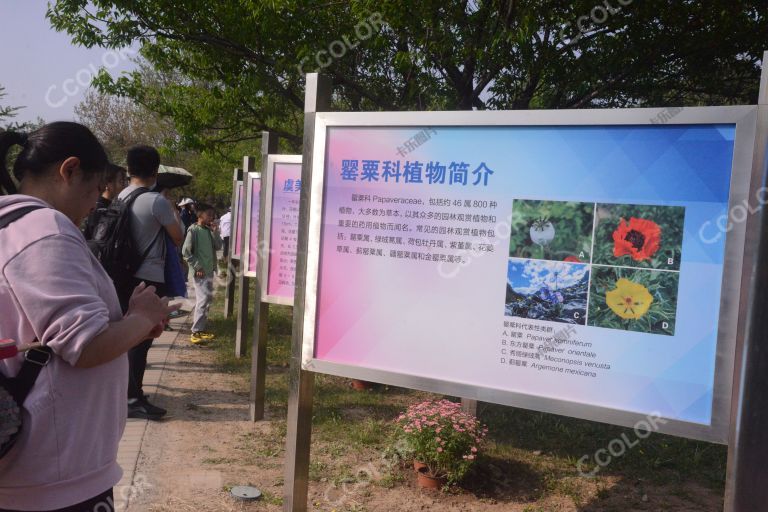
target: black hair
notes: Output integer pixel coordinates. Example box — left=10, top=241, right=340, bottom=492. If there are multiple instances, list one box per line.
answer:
left=0, top=122, right=108, bottom=195
left=126, top=145, right=160, bottom=178
left=105, top=162, right=127, bottom=184
left=196, top=202, right=215, bottom=214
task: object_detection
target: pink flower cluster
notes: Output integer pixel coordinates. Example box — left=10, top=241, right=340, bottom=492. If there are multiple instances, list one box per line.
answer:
left=396, top=399, right=488, bottom=457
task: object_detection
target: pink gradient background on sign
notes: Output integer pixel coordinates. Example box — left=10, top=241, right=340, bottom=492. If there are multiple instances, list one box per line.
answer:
left=233, top=182, right=244, bottom=257
left=267, top=163, right=302, bottom=299
left=247, top=178, right=261, bottom=274
left=315, top=128, right=502, bottom=372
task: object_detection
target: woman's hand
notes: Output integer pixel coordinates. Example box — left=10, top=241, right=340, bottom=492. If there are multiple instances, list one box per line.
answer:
left=126, top=282, right=179, bottom=335
left=147, top=318, right=168, bottom=339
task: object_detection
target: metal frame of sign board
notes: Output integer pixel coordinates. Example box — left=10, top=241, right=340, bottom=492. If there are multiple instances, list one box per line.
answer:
left=242, top=171, right=261, bottom=278
left=298, top=106, right=759, bottom=444
left=224, top=168, right=243, bottom=319
left=260, top=154, right=302, bottom=306
left=230, top=180, right=245, bottom=260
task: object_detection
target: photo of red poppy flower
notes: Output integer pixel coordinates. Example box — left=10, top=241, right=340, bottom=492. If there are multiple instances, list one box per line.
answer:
left=612, top=217, right=662, bottom=261
left=593, top=204, right=685, bottom=270
left=564, top=255, right=582, bottom=263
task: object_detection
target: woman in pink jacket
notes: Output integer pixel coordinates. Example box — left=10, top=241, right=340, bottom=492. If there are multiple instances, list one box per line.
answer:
left=0, top=122, right=174, bottom=511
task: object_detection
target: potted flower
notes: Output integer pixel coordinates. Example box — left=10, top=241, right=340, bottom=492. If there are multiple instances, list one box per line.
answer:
left=395, top=399, right=488, bottom=489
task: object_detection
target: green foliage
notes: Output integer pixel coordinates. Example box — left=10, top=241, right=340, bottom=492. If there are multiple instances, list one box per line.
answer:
left=588, top=266, right=679, bottom=335
left=593, top=203, right=686, bottom=270
left=509, top=200, right=594, bottom=261
left=0, top=85, right=21, bottom=127
left=0, top=85, right=39, bottom=131
left=46, top=1, right=767, bottom=153
left=163, top=141, right=259, bottom=208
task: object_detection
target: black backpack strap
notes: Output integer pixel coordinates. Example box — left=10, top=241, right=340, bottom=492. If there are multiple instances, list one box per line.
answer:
left=119, top=187, right=161, bottom=266
left=0, top=206, right=45, bottom=230
left=5, top=346, right=53, bottom=404
left=139, top=227, right=164, bottom=263
left=122, top=187, right=150, bottom=206
left=0, top=206, right=53, bottom=403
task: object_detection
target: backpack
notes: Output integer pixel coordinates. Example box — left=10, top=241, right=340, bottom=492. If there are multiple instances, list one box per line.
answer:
left=87, top=187, right=160, bottom=287
left=0, top=205, right=52, bottom=459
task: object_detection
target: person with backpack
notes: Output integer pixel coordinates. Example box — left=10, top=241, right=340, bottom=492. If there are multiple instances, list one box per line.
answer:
left=0, top=123, right=176, bottom=511
left=81, top=163, right=127, bottom=239
left=182, top=204, right=222, bottom=344
left=115, top=146, right=183, bottom=421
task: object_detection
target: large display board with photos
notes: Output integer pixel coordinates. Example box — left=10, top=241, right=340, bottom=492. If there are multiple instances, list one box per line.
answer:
left=299, top=107, right=759, bottom=443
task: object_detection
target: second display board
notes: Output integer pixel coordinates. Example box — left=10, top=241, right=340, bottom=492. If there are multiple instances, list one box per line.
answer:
left=260, top=155, right=302, bottom=304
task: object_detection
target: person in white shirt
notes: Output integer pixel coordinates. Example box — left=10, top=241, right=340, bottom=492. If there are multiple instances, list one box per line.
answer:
left=219, top=207, right=232, bottom=259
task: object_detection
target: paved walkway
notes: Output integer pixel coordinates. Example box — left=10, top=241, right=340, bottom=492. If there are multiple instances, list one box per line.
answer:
left=114, top=305, right=193, bottom=511
left=113, top=265, right=227, bottom=510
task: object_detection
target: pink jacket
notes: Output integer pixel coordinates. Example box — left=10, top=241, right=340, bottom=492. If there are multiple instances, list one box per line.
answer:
left=0, top=195, right=127, bottom=510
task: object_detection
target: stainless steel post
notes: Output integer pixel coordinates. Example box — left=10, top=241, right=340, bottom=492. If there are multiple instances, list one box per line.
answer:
left=283, top=73, right=333, bottom=512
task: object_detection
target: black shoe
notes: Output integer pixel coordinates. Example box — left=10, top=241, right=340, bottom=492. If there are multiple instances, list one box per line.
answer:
left=140, top=397, right=167, bottom=416
left=128, top=402, right=164, bottom=421
left=140, top=393, right=167, bottom=414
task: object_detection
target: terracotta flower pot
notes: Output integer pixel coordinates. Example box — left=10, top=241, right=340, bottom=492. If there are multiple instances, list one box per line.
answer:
left=413, top=460, right=428, bottom=472
left=416, top=466, right=445, bottom=489
left=350, top=379, right=373, bottom=391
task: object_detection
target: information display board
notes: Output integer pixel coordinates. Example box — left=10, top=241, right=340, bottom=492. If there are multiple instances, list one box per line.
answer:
left=243, top=172, right=261, bottom=277
left=231, top=181, right=245, bottom=260
left=300, top=107, right=759, bottom=443
left=261, top=155, right=302, bottom=305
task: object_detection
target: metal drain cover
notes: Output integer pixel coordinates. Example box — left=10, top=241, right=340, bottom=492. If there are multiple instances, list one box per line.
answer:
left=230, top=486, right=262, bottom=500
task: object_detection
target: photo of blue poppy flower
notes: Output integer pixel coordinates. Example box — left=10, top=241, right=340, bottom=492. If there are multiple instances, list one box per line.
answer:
left=505, top=258, right=589, bottom=325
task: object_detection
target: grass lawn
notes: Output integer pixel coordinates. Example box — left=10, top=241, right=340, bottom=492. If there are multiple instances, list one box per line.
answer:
left=203, top=274, right=727, bottom=510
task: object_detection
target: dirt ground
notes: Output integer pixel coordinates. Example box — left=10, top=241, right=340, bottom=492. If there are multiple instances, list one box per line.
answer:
left=123, top=316, right=724, bottom=512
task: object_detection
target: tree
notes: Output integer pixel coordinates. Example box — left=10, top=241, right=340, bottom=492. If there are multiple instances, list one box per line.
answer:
left=75, top=88, right=178, bottom=161
left=75, top=86, right=244, bottom=205
left=0, top=84, right=24, bottom=130
left=47, top=1, right=767, bottom=152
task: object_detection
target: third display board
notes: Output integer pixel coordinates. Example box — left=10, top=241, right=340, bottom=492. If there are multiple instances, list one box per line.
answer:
left=231, top=181, right=244, bottom=260
left=242, top=172, right=261, bottom=277
left=300, top=107, right=760, bottom=443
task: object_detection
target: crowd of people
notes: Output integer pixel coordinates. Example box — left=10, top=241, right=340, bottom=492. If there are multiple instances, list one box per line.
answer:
left=0, top=121, right=226, bottom=511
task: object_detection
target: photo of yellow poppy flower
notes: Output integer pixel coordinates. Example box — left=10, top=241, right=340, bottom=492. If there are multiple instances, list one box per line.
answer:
left=587, top=266, right=679, bottom=335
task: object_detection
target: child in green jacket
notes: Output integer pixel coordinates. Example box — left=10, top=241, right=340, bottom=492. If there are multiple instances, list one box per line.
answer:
left=182, top=203, right=222, bottom=344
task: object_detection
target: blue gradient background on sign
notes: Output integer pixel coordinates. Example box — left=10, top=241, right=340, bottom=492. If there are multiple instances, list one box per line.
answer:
left=316, top=124, right=735, bottom=425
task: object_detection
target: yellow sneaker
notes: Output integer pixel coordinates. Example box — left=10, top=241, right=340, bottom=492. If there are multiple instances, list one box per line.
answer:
left=190, top=332, right=207, bottom=344
left=198, top=331, right=216, bottom=340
